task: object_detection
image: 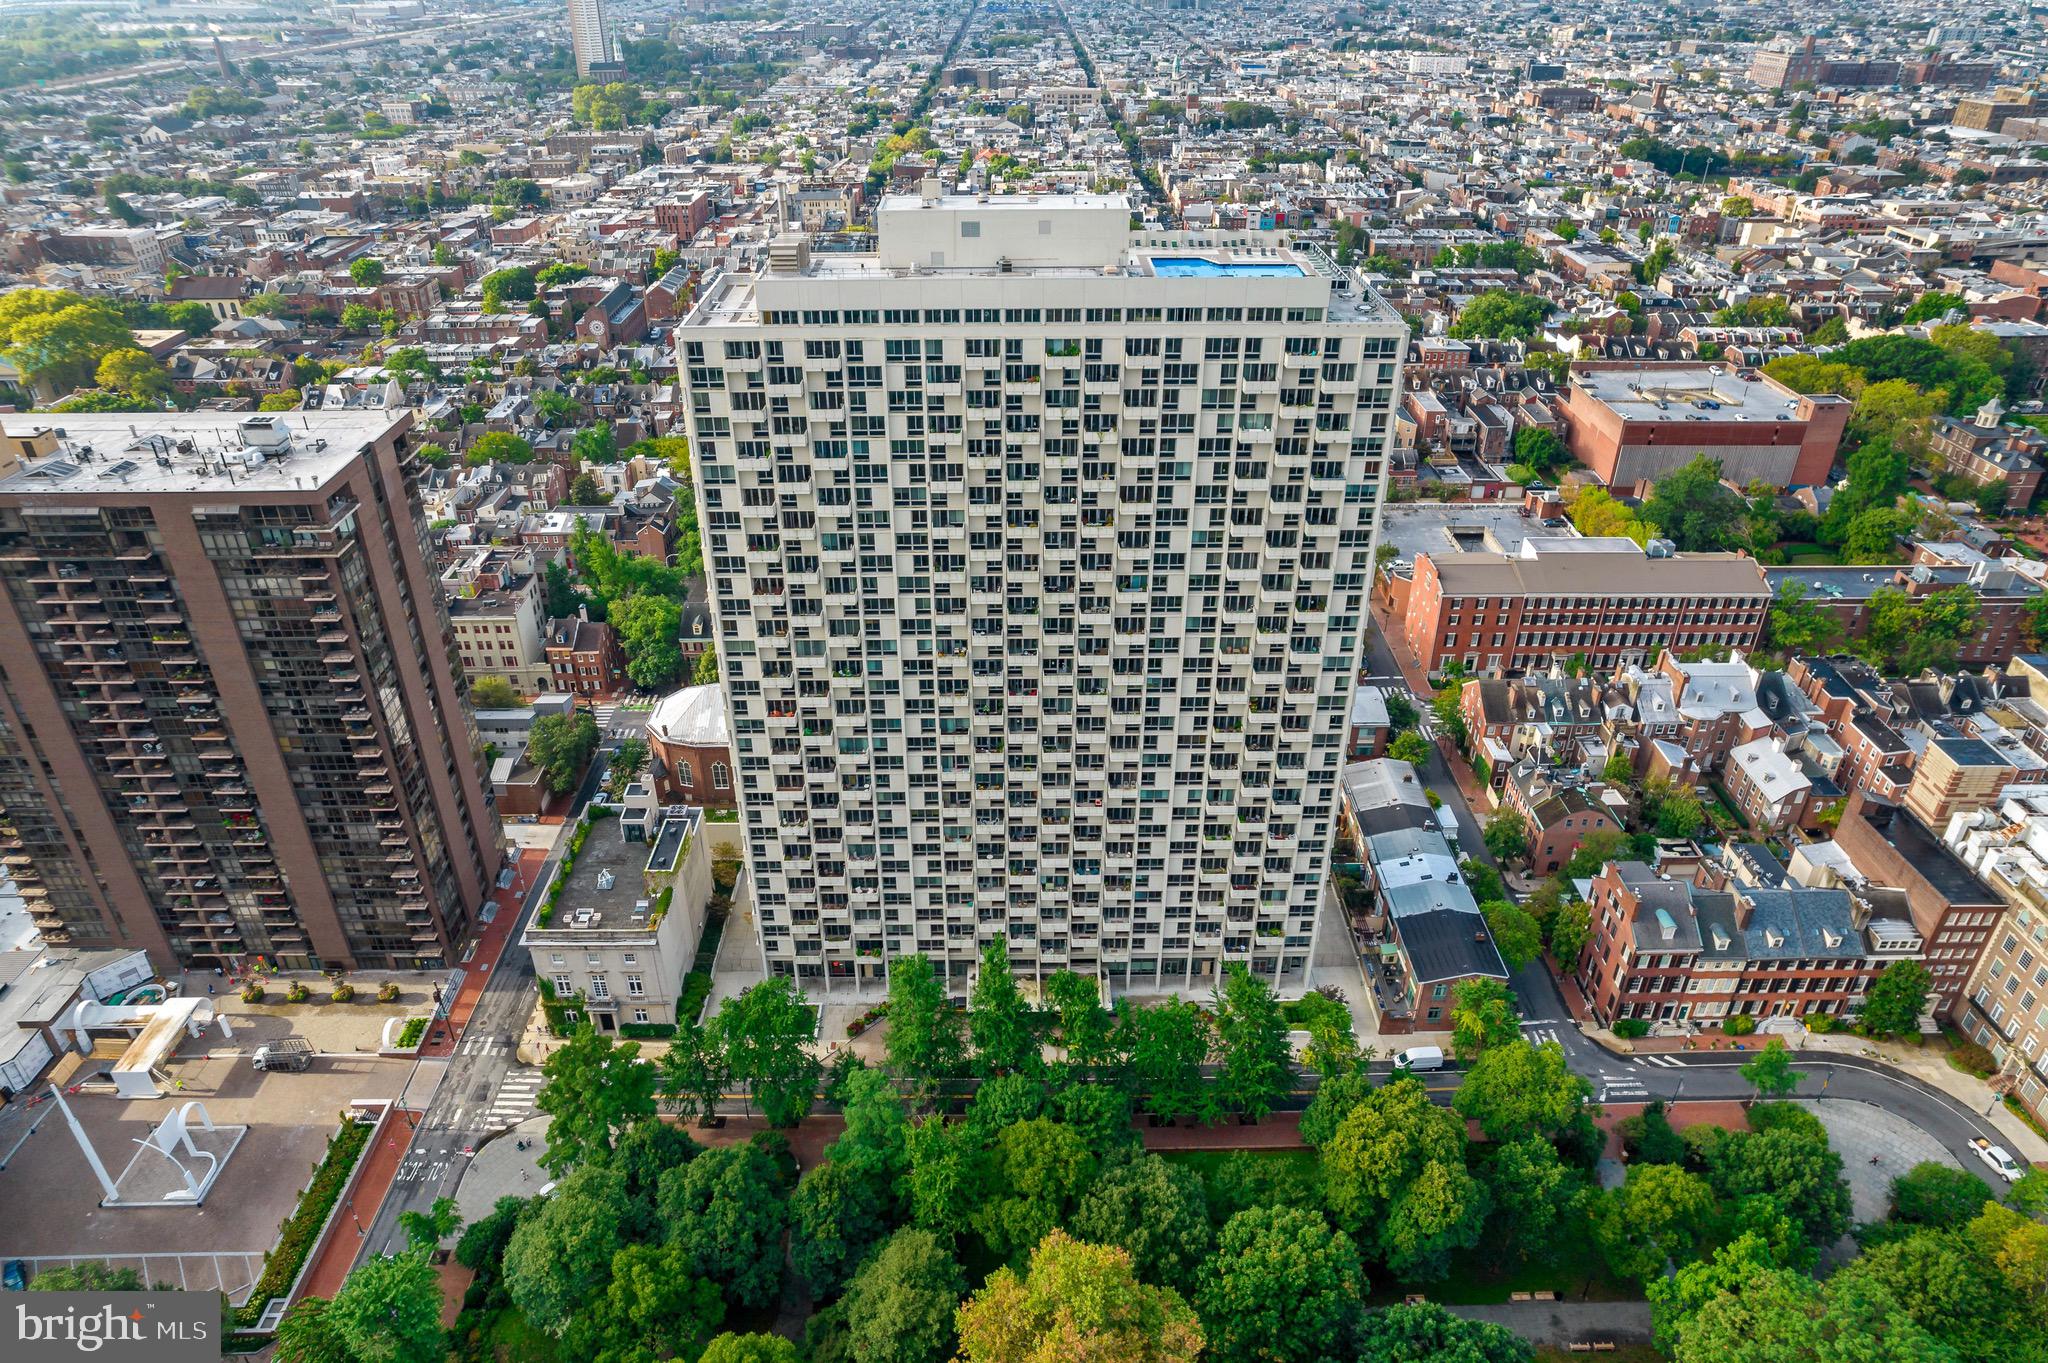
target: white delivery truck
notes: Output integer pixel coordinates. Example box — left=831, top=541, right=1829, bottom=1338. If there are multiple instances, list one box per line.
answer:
left=1393, top=1044, right=1446, bottom=1072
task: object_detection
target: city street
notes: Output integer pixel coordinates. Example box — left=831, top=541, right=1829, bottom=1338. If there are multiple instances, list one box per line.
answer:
left=352, top=746, right=615, bottom=1262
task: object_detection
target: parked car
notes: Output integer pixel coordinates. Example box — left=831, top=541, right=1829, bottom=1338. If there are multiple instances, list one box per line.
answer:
left=1393, top=1044, right=1446, bottom=1073
left=1972, top=1137, right=2025, bottom=1183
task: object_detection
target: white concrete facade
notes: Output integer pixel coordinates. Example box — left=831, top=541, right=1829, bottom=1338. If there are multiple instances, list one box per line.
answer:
left=677, top=194, right=1407, bottom=995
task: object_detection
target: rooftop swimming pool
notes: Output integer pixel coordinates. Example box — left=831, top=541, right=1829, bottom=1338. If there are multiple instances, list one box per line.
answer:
left=1149, top=257, right=1305, bottom=278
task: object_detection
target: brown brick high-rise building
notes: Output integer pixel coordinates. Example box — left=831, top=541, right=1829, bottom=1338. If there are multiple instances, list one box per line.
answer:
left=0, top=413, right=502, bottom=972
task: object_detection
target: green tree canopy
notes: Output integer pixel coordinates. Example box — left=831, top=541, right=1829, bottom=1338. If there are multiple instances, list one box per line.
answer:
left=1449, top=290, right=1551, bottom=341
left=840, top=1228, right=966, bottom=1363
left=969, top=937, right=1040, bottom=1077
left=885, top=953, right=965, bottom=1095
left=527, top=708, right=599, bottom=792
left=656, top=1137, right=790, bottom=1309
left=1212, top=963, right=1291, bottom=1119
left=1069, top=1154, right=1214, bottom=1295
left=1643, top=455, right=1748, bottom=551
left=535, top=1025, right=657, bottom=1174
left=1194, top=1206, right=1364, bottom=1363
left=955, top=1230, right=1204, bottom=1363
left=1453, top=1040, right=1592, bottom=1142
left=709, top=976, right=822, bottom=1125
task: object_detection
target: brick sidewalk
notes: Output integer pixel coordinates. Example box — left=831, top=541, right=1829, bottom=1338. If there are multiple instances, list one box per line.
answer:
left=423, top=848, right=546, bottom=1058
left=1139, top=1113, right=1305, bottom=1149
left=1594, top=1100, right=1749, bottom=1160
left=297, top=1107, right=419, bottom=1302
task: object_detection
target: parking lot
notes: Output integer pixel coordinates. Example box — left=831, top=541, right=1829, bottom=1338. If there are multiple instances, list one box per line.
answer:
left=0, top=1035, right=410, bottom=1292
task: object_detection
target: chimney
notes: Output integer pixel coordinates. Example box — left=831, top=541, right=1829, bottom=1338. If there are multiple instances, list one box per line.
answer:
left=1733, top=891, right=1756, bottom=930
left=577, top=603, right=589, bottom=623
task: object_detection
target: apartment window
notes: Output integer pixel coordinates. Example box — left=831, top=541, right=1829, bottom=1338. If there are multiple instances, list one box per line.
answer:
left=552, top=974, right=572, bottom=994
left=714, top=762, right=732, bottom=790
left=589, top=976, right=611, bottom=1000
left=633, top=1009, right=650, bottom=1024
left=626, top=975, right=645, bottom=997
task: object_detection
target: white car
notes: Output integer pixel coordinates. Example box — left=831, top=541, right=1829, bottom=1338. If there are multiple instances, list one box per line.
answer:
left=1972, top=1137, right=2025, bottom=1183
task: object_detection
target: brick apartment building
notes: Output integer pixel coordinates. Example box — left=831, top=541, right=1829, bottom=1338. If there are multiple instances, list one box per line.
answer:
left=1562, top=363, right=1850, bottom=492
left=1575, top=855, right=1922, bottom=1027
left=545, top=612, right=627, bottom=697
left=1403, top=538, right=1770, bottom=677
left=1834, top=790, right=2006, bottom=1014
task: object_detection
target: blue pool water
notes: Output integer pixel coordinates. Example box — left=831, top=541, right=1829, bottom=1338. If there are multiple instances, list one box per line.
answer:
left=1150, top=257, right=1304, bottom=278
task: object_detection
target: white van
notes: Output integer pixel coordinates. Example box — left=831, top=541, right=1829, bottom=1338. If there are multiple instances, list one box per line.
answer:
left=1393, top=1044, right=1446, bottom=1072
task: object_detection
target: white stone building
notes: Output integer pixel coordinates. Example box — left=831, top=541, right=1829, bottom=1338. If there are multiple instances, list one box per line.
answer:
left=677, top=190, right=1407, bottom=996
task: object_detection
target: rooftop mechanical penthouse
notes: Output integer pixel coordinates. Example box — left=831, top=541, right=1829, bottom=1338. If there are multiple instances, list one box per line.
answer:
left=678, top=189, right=1408, bottom=995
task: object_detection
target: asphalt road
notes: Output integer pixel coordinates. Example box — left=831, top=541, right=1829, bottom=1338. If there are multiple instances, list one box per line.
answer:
left=352, top=746, right=614, bottom=1262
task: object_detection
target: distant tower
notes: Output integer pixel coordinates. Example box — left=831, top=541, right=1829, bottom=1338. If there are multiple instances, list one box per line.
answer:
left=568, top=0, right=611, bottom=78
left=212, top=36, right=232, bottom=82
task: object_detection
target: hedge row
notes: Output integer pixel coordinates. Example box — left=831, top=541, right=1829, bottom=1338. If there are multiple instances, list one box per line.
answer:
left=234, top=1117, right=373, bottom=1328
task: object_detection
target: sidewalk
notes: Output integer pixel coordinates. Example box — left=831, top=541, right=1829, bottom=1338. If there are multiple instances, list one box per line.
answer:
left=423, top=847, right=547, bottom=1059
left=297, top=1107, right=419, bottom=1301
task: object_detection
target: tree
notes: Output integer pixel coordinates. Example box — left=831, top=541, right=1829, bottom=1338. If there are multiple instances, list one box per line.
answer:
left=0, top=289, right=131, bottom=393
left=1546, top=897, right=1593, bottom=970
left=693, top=646, right=719, bottom=685
left=504, top=1163, right=631, bottom=1333
left=1739, top=1039, right=1801, bottom=1104
left=611, top=593, right=684, bottom=688
left=1384, top=693, right=1420, bottom=733
left=1321, top=1077, right=1478, bottom=1266
left=1482, top=900, right=1542, bottom=969
left=94, top=347, right=169, bottom=402
left=469, top=675, right=522, bottom=708
left=1046, top=968, right=1118, bottom=1076
left=1195, top=1206, right=1364, bottom=1363
left=1861, top=960, right=1930, bottom=1038
left=827, top=1062, right=910, bottom=1180
left=1212, top=963, right=1291, bottom=1119
left=1123, top=999, right=1213, bottom=1124
left=1449, top=977, right=1521, bottom=1058
left=1768, top=581, right=1846, bottom=658
left=657, top=1138, right=789, bottom=1309
left=1694, top=1124, right=1851, bottom=1249
left=526, top=708, right=599, bottom=792
left=1354, top=1303, right=1533, bottom=1363
left=1602, top=747, right=1636, bottom=787
left=326, top=1251, right=446, bottom=1363
left=1478, top=1136, right=1582, bottom=1265
left=1512, top=426, right=1571, bottom=477
left=710, top=976, right=822, bottom=1125
left=1891, top=1162, right=1992, bottom=1228
left=1656, top=785, right=1706, bottom=840
left=699, top=1334, right=800, bottom=1363
left=955, top=1230, right=1204, bottom=1363
left=569, top=470, right=608, bottom=506
left=272, top=1298, right=351, bottom=1363
left=1454, top=1040, right=1591, bottom=1142
left=905, top=1113, right=977, bottom=1238
left=1449, top=290, right=1550, bottom=341
left=1069, top=1155, right=1213, bottom=1295
left=1643, top=456, right=1747, bottom=551
left=348, top=256, right=385, bottom=287
left=970, top=936, right=1039, bottom=1076
left=1591, top=1162, right=1718, bottom=1281
left=480, top=266, right=538, bottom=312
left=397, top=1195, right=459, bottom=1251
left=790, top=1159, right=892, bottom=1297
left=466, top=430, right=535, bottom=465
left=1903, top=291, right=1969, bottom=326
left=972, top=1118, right=1098, bottom=1261
left=1839, top=506, right=1911, bottom=564
left=534, top=1024, right=657, bottom=1174
left=574, top=425, right=619, bottom=465
left=840, top=1229, right=966, bottom=1363
left=560, top=1243, right=723, bottom=1363
left=659, top=1013, right=729, bottom=1123
left=885, top=953, right=965, bottom=1095
left=1481, top=809, right=1529, bottom=865
left=573, top=81, right=647, bottom=130
left=1388, top=730, right=1432, bottom=766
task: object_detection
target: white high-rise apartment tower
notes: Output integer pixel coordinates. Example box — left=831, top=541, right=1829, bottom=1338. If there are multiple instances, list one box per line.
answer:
left=567, top=0, right=611, bottom=77
left=679, top=191, right=1406, bottom=996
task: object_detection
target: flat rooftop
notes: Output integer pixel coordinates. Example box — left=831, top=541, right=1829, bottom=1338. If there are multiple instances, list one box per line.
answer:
left=530, top=816, right=659, bottom=934
left=1574, top=367, right=1809, bottom=423
left=1376, top=503, right=1564, bottom=567
left=1428, top=547, right=1772, bottom=597
left=0, top=413, right=401, bottom=497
